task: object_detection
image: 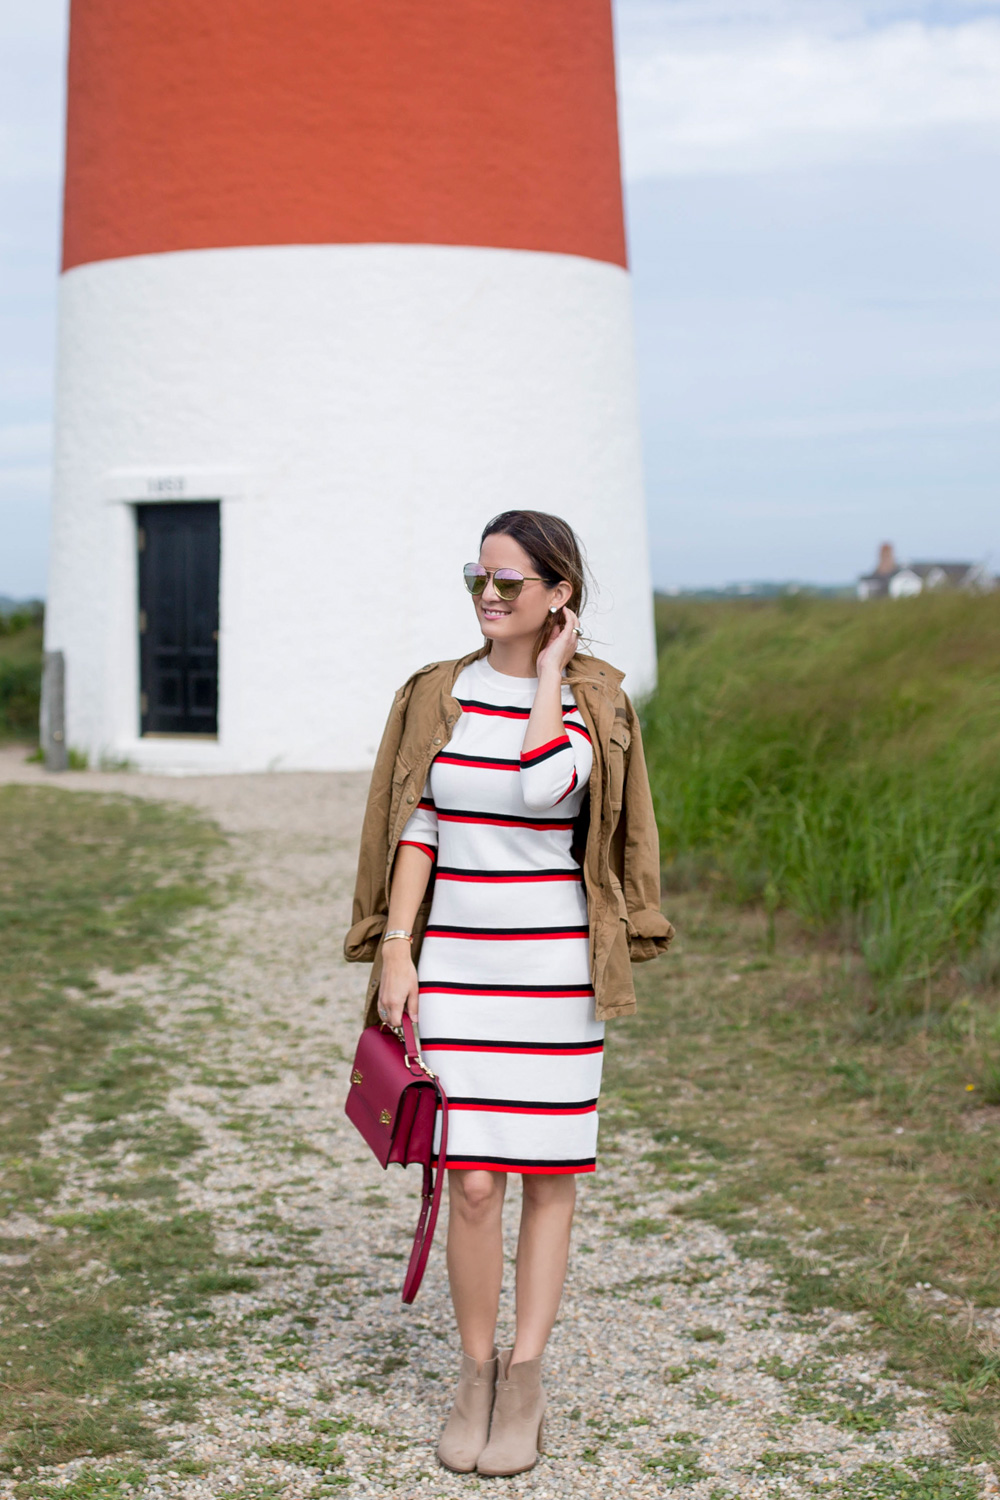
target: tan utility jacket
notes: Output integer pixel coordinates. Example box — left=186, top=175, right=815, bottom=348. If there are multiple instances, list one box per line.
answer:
left=344, top=647, right=674, bottom=1025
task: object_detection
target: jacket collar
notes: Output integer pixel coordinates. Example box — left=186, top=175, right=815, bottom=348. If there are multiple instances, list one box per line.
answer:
left=565, top=654, right=625, bottom=699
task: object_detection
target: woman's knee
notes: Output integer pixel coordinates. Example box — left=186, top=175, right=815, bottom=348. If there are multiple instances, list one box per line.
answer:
left=449, top=1169, right=505, bottom=1219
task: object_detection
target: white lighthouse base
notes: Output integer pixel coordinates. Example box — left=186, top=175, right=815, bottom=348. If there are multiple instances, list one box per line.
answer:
left=47, top=243, right=655, bottom=773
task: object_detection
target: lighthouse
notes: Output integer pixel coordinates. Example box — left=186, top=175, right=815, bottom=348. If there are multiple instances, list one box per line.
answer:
left=46, top=0, right=656, bottom=772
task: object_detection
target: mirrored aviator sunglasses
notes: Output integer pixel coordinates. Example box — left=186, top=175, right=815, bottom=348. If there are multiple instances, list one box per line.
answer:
left=463, top=563, right=543, bottom=601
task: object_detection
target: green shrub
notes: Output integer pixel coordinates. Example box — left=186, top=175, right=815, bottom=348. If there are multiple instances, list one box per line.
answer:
left=0, top=660, right=41, bottom=737
left=643, top=592, right=1000, bottom=994
left=0, top=601, right=43, bottom=637
left=0, top=609, right=43, bottom=740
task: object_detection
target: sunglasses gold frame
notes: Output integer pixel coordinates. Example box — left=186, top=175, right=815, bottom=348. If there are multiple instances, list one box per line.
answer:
left=463, top=564, right=545, bottom=601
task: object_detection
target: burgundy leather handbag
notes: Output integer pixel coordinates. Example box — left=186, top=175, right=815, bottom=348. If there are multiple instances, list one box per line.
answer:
left=344, top=1013, right=449, bottom=1303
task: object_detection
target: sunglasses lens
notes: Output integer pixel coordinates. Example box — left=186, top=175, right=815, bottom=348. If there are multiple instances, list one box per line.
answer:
left=463, top=564, right=487, bottom=595
left=493, top=570, right=524, bottom=600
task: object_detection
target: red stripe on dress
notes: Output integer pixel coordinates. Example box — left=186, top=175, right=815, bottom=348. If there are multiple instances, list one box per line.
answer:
left=435, top=752, right=520, bottom=770
left=398, top=839, right=436, bottom=860
left=456, top=701, right=531, bottom=719
left=425, top=924, right=589, bottom=941
left=520, top=734, right=570, bottom=765
left=564, top=720, right=591, bottom=740
left=554, top=768, right=579, bottom=804
left=437, top=810, right=573, bottom=830
left=449, top=1101, right=598, bottom=1116
left=419, top=982, right=594, bottom=996
left=435, top=869, right=581, bottom=883
left=421, top=1040, right=603, bottom=1055
left=435, top=1157, right=596, bottom=1175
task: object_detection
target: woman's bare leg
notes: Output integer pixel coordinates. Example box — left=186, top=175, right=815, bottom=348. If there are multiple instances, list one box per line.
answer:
left=446, top=1169, right=507, bottom=1362
left=511, top=1173, right=576, bottom=1363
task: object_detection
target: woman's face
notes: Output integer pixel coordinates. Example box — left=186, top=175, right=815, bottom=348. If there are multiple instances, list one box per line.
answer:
left=471, top=533, right=571, bottom=646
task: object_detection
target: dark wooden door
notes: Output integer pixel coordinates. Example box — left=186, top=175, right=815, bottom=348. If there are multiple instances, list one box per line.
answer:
left=137, top=502, right=219, bottom=735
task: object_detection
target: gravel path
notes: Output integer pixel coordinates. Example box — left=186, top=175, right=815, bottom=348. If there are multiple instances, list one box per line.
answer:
left=2, top=750, right=995, bottom=1499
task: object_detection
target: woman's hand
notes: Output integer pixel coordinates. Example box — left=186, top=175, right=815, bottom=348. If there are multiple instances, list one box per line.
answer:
left=535, top=606, right=580, bottom=678
left=377, top=941, right=420, bottom=1026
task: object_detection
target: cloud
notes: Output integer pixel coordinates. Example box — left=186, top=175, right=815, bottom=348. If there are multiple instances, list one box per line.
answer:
left=618, top=14, right=1000, bottom=176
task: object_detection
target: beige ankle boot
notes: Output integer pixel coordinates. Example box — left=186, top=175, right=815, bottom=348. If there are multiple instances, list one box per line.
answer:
left=437, top=1347, right=498, bottom=1472
left=476, top=1347, right=546, bottom=1476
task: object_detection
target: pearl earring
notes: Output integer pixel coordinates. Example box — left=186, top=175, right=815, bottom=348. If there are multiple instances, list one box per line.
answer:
left=550, top=606, right=558, bottom=614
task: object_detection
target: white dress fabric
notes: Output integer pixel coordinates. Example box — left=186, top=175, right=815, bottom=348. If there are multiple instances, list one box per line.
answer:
left=398, top=656, right=604, bottom=1174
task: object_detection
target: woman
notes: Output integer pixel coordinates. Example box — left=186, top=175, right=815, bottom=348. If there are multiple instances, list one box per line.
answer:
left=345, top=510, right=672, bottom=1476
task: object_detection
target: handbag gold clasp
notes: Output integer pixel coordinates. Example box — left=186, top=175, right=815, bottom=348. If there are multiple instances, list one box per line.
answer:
left=379, top=1108, right=391, bottom=1125
left=351, top=1068, right=363, bottom=1085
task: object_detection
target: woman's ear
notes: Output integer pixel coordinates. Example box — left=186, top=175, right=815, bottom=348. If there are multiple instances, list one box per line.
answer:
left=552, top=580, right=572, bottom=611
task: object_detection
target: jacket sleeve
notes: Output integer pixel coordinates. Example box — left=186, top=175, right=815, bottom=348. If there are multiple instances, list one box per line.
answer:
left=622, top=697, right=674, bottom=963
left=343, top=688, right=407, bottom=963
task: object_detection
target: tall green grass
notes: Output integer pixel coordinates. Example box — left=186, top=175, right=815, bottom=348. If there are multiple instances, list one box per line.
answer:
left=0, top=605, right=43, bottom=741
left=643, top=591, right=1000, bottom=993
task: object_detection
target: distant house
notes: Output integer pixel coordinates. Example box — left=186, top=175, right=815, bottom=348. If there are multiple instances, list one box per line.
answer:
left=857, top=543, right=995, bottom=600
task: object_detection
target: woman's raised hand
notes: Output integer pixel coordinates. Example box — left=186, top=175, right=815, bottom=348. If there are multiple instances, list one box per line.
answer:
left=535, top=607, right=581, bottom=677
left=377, top=942, right=420, bottom=1026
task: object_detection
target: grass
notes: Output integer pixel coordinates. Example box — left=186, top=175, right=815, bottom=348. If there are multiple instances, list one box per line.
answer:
left=605, top=889, right=1000, bottom=1471
left=0, top=606, right=42, bottom=742
left=644, top=591, right=1000, bottom=1001
left=631, top=594, right=1000, bottom=1474
left=0, top=785, right=229, bottom=1476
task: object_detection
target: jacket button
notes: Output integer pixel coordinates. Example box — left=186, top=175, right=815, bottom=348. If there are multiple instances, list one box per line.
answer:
left=433, top=737, right=442, bottom=745
left=406, top=794, right=415, bottom=803
left=446, top=715, right=455, bottom=724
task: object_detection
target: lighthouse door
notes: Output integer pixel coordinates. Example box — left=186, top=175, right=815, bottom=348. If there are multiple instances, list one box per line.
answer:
left=137, top=502, right=220, bottom=736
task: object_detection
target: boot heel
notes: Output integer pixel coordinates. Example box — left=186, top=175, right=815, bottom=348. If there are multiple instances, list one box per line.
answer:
left=537, top=1414, right=545, bottom=1456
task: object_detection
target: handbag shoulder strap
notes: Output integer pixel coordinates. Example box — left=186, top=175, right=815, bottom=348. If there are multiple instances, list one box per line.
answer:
left=401, top=1074, right=448, bottom=1304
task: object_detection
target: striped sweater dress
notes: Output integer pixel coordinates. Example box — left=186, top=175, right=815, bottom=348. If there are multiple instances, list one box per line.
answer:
left=398, top=655, right=603, bottom=1174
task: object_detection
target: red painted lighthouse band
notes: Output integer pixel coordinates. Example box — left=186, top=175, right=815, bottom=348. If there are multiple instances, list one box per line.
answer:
left=62, top=0, right=628, bottom=272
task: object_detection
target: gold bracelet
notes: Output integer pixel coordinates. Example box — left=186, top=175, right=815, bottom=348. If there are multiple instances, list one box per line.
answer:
left=382, top=930, right=413, bottom=944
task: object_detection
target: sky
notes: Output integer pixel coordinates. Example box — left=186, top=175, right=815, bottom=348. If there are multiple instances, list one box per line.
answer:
left=1, top=0, right=999, bottom=596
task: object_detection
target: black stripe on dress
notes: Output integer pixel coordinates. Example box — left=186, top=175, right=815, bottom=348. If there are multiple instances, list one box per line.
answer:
left=435, top=1153, right=597, bottom=1170
left=448, top=1095, right=599, bottom=1112
left=435, top=806, right=574, bottom=829
left=421, top=1036, right=603, bottom=1054
left=520, top=737, right=571, bottom=767
left=554, top=768, right=579, bottom=804
left=435, top=751, right=520, bottom=770
left=419, top=980, right=594, bottom=995
left=425, top=923, right=589, bottom=940
left=457, top=698, right=531, bottom=718
left=434, top=866, right=581, bottom=882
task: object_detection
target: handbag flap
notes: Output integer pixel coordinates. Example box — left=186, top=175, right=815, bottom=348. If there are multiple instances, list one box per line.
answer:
left=345, top=1024, right=432, bottom=1167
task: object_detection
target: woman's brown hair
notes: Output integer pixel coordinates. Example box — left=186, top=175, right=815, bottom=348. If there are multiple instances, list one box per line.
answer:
left=480, top=510, right=590, bottom=662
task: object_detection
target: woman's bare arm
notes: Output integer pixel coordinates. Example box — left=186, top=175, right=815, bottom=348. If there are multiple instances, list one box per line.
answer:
left=378, top=843, right=433, bottom=1025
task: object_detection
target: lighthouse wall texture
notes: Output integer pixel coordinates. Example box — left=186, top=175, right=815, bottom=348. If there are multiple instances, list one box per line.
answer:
left=48, top=0, right=656, bottom=772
